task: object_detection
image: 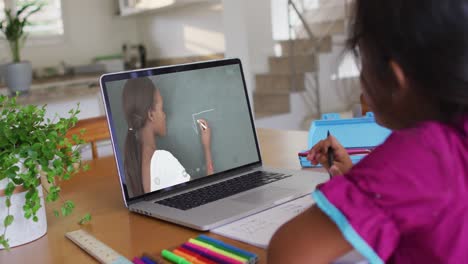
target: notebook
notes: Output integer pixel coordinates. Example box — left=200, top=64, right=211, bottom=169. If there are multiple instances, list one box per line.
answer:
left=212, top=194, right=368, bottom=264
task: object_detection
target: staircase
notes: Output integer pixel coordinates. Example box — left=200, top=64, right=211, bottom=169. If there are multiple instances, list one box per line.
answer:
left=254, top=38, right=329, bottom=117
left=254, top=0, right=355, bottom=123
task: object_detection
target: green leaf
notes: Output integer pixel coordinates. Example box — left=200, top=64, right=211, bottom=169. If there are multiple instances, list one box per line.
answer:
left=46, top=185, right=60, bottom=202
left=62, top=172, right=71, bottom=180
left=53, top=210, right=59, bottom=217
left=0, top=235, right=10, bottom=250
left=6, top=166, right=20, bottom=178
left=5, top=198, right=11, bottom=208
left=48, top=130, right=58, bottom=140
left=27, top=149, right=38, bottom=159
left=4, top=215, right=14, bottom=227
left=11, top=177, right=23, bottom=185
left=25, top=188, right=36, bottom=199
left=61, top=200, right=75, bottom=216
left=78, top=213, right=92, bottom=225
left=4, top=182, right=15, bottom=197
left=52, top=159, right=63, bottom=169
left=32, top=142, right=42, bottom=151
left=61, top=207, right=68, bottom=216
left=24, top=211, right=32, bottom=219
left=65, top=200, right=75, bottom=209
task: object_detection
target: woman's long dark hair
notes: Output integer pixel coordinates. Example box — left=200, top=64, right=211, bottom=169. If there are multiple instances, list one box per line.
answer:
left=347, top=0, right=468, bottom=122
left=122, top=77, right=157, bottom=197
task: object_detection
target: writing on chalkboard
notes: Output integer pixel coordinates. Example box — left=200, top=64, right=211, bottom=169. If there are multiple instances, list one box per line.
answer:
left=192, top=108, right=215, bottom=134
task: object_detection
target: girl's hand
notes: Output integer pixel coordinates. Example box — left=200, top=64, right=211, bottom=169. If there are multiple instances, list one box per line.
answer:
left=307, top=135, right=352, bottom=176
left=198, top=119, right=211, bottom=150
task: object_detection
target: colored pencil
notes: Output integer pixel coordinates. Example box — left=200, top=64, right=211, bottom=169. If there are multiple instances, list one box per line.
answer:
left=196, top=235, right=257, bottom=262
left=189, top=238, right=248, bottom=263
left=182, top=242, right=241, bottom=264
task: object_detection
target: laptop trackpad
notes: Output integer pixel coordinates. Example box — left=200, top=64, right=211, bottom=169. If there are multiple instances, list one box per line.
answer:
left=231, top=187, right=295, bottom=204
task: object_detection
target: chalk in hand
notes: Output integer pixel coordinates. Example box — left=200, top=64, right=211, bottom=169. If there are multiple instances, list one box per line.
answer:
left=197, top=119, right=207, bottom=130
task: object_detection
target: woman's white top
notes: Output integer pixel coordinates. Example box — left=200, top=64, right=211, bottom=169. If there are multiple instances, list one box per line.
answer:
left=150, top=150, right=191, bottom=192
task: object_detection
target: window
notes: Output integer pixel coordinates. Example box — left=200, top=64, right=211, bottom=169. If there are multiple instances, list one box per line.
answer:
left=0, top=0, right=64, bottom=37
left=0, top=1, right=4, bottom=21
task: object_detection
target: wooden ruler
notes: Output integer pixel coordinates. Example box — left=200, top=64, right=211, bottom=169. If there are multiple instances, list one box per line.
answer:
left=65, top=230, right=133, bottom=264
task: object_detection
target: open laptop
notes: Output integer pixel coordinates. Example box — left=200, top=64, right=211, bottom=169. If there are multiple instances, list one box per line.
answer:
left=99, top=58, right=328, bottom=230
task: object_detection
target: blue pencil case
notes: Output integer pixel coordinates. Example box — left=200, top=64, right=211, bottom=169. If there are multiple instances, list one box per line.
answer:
left=299, top=112, right=392, bottom=168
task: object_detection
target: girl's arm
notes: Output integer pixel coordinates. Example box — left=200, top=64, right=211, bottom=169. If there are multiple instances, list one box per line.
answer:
left=198, top=119, right=214, bottom=175
left=204, top=148, right=214, bottom=175
left=268, top=206, right=352, bottom=263
left=141, top=165, right=151, bottom=193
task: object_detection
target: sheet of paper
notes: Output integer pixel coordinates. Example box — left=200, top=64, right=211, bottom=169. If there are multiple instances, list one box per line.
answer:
left=211, top=195, right=368, bottom=264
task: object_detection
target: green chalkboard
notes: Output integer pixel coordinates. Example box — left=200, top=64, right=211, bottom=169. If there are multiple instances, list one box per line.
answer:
left=106, top=64, right=259, bottom=183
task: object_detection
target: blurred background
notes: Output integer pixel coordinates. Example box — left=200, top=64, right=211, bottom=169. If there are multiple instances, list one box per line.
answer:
left=0, top=0, right=361, bottom=158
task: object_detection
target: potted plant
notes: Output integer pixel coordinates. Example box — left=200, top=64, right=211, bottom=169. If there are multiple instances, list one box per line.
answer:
left=0, top=1, right=43, bottom=94
left=0, top=95, right=91, bottom=250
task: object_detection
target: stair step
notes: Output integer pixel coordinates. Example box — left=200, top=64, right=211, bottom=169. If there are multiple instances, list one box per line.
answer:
left=255, top=73, right=305, bottom=94
left=303, top=5, right=347, bottom=23
left=298, top=20, right=346, bottom=38
left=318, top=0, right=349, bottom=7
left=278, top=36, right=332, bottom=56
left=254, top=93, right=290, bottom=115
left=269, top=55, right=317, bottom=74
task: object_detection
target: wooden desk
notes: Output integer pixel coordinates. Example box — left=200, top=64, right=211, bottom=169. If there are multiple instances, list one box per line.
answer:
left=0, top=128, right=311, bottom=263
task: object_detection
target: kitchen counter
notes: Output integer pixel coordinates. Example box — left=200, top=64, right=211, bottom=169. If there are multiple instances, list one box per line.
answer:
left=1, top=73, right=105, bottom=120
left=0, top=73, right=102, bottom=89
left=13, top=82, right=100, bottom=106
left=0, top=74, right=102, bottom=105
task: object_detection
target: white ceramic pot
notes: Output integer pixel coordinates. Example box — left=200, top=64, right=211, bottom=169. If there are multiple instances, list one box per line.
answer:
left=0, top=179, right=47, bottom=249
left=5, top=61, right=33, bottom=95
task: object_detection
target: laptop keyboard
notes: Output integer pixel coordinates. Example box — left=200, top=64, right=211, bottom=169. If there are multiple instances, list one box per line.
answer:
left=155, top=171, right=292, bottom=210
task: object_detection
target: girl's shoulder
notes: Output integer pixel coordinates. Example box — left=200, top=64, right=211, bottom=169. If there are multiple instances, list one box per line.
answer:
left=388, top=116, right=468, bottom=154
left=152, top=150, right=176, bottom=160
left=151, top=150, right=184, bottom=169
left=150, top=150, right=190, bottom=191
left=340, top=117, right=468, bottom=208
left=151, top=150, right=181, bottom=163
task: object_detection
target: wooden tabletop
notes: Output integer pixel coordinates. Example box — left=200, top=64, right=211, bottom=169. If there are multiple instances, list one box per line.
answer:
left=0, top=128, right=313, bottom=263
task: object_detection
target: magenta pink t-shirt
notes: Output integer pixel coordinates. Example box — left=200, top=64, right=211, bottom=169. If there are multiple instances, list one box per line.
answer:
left=313, top=117, right=468, bottom=263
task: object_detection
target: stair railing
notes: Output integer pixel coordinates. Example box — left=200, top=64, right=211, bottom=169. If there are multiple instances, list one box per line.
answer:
left=287, top=0, right=351, bottom=122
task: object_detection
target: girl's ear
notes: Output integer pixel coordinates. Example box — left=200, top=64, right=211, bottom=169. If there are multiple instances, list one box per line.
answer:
left=147, top=109, right=154, bottom=121
left=390, top=60, right=407, bottom=90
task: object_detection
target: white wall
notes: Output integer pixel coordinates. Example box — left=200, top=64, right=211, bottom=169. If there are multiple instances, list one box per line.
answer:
left=222, top=0, right=275, bottom=106
left=0, top=0, right=140, bottom=68
left=243, top=0, right=276, bottom=76
left=318, top=34, right=360, bottom=113
left=271, top=0, right=290, bottom=41
left=222, top=0, right=252, bottom=102
left=137, top=2, right=225, bottom=59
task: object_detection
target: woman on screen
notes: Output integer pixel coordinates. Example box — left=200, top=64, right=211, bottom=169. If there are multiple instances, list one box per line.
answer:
left=122, top=77, right=214, bottom=196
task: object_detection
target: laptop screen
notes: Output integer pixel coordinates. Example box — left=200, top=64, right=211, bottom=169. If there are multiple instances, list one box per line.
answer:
left=101, top=59, right=261, bottom=200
